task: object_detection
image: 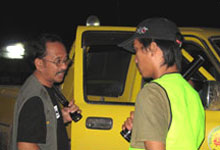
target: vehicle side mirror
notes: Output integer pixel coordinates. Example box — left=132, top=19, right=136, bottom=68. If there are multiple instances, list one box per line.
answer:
left=200, top=81, right=220, bottom=110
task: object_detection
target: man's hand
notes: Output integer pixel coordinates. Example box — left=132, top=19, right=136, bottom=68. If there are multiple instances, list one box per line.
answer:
left=61, top=100, right=81, bottom=123
left=122, top=111, right=134, bottom=131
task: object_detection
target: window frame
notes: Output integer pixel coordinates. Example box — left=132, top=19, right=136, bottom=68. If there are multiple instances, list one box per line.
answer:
left=82, top=31, right=135, bottom=105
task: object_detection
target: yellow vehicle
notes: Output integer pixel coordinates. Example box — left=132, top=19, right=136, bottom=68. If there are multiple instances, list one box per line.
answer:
left=62, top=26, right=220, bottom=150
left=1, top=22, right=220, bottom=150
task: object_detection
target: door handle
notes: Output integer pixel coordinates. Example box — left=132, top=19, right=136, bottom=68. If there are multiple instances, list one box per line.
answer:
left=86, top=117, right=113, bottom=130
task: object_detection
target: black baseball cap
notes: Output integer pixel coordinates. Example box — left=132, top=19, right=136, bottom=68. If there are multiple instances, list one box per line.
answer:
left=118, top=17, right=182, bottom=52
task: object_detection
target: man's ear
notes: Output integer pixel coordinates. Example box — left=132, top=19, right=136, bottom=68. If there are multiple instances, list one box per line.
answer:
left=34, top=58, right=43, bottom=71
left=148, top=42, right=158, bottom=55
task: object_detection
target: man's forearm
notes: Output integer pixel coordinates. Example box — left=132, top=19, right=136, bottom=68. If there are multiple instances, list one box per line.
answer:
left=144, top=141, right=165, bottom=150
left=17, top=142, right=40, bottom=150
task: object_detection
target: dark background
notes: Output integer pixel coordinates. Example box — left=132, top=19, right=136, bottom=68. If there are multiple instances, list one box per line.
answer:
left=0, top=0, right=219, bottom=50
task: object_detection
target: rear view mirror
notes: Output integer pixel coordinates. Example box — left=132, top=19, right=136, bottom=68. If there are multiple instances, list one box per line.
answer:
left=200, top=81, right=220, bottom=110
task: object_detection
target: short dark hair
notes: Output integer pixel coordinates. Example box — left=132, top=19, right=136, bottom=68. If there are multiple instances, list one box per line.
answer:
left=25, top=33, right=65, bottom=70
left=137, top=36, right=183, bottom=71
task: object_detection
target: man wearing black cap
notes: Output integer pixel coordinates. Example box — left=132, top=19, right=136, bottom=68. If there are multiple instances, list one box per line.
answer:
left=121, top=18, right=205, bottom=150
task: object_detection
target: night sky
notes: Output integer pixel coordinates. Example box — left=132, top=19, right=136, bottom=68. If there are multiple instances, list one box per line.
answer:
left=0, top=0, right=219, bottom=50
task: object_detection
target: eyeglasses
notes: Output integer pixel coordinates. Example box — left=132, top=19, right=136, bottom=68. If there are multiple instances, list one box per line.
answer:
left=43, top=58, right=72, bottom=67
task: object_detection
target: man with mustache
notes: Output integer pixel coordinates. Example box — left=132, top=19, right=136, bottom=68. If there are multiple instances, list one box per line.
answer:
left=10, top=34, right=80, bottom=150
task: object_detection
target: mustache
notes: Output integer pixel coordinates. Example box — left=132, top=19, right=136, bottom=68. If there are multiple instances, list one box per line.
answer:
left=56, top=70, right=66, bottom=75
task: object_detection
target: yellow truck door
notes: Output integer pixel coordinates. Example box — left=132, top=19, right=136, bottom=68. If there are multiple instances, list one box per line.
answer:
left=62, top=26, right=141, bottom=150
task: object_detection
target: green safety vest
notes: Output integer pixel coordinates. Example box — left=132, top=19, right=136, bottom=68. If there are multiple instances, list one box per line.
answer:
left=129, top=73, right=205, bottom=150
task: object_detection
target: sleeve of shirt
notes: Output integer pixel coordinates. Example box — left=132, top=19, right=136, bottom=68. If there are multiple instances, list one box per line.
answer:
left=17, top=96, right=46, bottom=143
left=133, top=82, right=170, bottom=144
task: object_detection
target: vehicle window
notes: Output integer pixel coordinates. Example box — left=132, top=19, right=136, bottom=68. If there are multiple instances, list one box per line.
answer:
left=210, top=37, right=220, bottom=56
left=181, top=41, right=220, bottom=91
left=83, top=31, right=133, bottom=103
left=85, top=45, right=131, bottom=97
left=0, top=43, right=32, bottom=85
